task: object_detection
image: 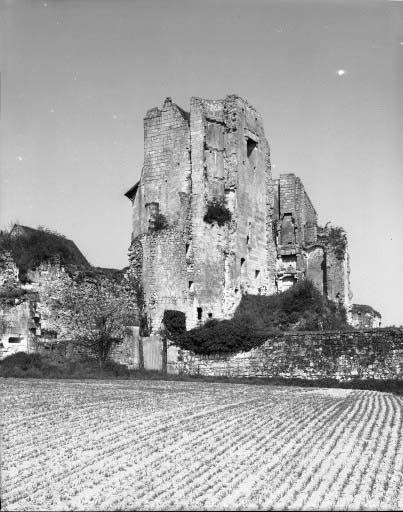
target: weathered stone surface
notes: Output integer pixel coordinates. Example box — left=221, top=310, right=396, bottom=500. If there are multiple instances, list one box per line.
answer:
left=0, top=300, right=35, bottom=359
left=0, top=259, right=139, bottom=365
left=351, top=304, right=382, bottom=328
left=126, top=95, right=358, bottom=333
left=0, top=251, right=19, bottom=288
left=170, top=329, right=403, bottom=381
left=127, top=95, right=277, bottom=332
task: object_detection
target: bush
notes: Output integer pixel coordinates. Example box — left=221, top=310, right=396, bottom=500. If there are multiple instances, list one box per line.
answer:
left=174, top=318, right=266, bottom=355
left=203, top=198, right=232, bottom=227
left=172, top=280, right=351, bottom=355
left=0, top=352, right=43, bottom=370
left=163, top=310, right=186, bottom=336
left=327, top=226, right=347, bottom=260
left=235, top=280, right=349, bottom=332
left=0, top=352, right=132, bottom=379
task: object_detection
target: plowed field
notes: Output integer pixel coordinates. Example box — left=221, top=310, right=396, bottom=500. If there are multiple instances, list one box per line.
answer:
left=1, top=379, right=402, bottom=511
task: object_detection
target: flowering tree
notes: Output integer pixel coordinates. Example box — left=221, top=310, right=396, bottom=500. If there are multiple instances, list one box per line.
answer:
left=50, top=271, right=137, bottom=368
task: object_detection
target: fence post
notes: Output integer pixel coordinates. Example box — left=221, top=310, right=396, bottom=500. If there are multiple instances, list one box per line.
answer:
left=162, top=335, right=167, bottom=374
left=138, top=336, right=144, bottom=370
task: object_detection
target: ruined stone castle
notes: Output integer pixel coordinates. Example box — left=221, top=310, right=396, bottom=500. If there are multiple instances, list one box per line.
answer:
left=126, top=95, right=353, bottom=333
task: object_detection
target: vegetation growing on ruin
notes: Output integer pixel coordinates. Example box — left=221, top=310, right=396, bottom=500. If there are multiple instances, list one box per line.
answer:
left=48, top=275, right=138, bottom=368
left=235, top=280, right=349, bottom=332
left=162, top=310, right=186, bottom=336
left=172, top=280, right=351, bottom=355
left=0, top=286, right=27, bottom=306
left=327, top=226, right=347, bottom=260
left=203, top=198, right=232, bottom=227
left=174, top=317, right=262, bottom=355
left=0, top=226, right=90, bottom=282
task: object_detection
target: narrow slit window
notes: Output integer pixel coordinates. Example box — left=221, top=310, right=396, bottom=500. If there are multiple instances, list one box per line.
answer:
left=188, top=281, right=194, bottom=290
left=240, top=258, right=245, bottom=268
left=246, top=137, right=257, bottom=158
left=197, top=307, right=202, bottom=320
left=208, top=312, right=213, bottom=319
left=255, top=270, right=260, bottom=278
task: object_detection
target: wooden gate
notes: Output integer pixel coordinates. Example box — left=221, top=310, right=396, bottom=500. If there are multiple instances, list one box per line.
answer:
left=141, top=335, right=164, bottom=371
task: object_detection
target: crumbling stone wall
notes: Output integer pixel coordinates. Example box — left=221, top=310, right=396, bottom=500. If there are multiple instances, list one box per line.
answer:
left=318, top=225, right=352, bottom=313
left=108, top=327, right=140, bottom=368
left=351, top=304, right=382, bottom=329
left=130, top=97, right=191, bottom=240
left=127, top=95, right=277, bottom=331
left=170, top=328, right=403, bottom=381
left=190, top=96, right=276, bottom=325
left=0, top=251, right=19, bottom=287
left=273, top=174, right=322, bottom=292
left=126, top=97, right=356, bottom=332
left=271, top=176, right=352, bottom=312
left=0, top=259, right=139, bottom=366
left=0, top=300, right=35, bottom=359
left=0, top=250, right=36, bottom=358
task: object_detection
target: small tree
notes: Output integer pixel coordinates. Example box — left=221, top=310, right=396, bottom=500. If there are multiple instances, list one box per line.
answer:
left=52, top=275, right=137, bottom=368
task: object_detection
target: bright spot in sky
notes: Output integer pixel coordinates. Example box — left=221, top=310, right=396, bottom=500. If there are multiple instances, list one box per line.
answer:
left=337, top=69, right=346, bottom=76
left=272, top=164, right=277, bottom=169
left=43, top=2, right=48, bottom=7
left=49, top=108, right=55, bottom=113
left=16, top=156, right=24, bottom=161
left=112, top=114, right=118, bottom=120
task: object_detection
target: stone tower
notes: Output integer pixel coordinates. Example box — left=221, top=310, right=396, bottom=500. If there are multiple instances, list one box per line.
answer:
left=126, top=95, right=352, bottom=333
left=126, top=95, right=277, bottom=332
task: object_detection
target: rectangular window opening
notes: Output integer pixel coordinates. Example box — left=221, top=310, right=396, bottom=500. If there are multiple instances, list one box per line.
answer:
left=197, top=307, right=203, bottom=320
left=255, top=269, right=260, bottom=278
left=8, top=337, right=22, bottom=344
left=240, top=258, right=245, bottom=268
left=188, top=281, right=194, bottom=291
left=208, top=312, right=213, bottom=319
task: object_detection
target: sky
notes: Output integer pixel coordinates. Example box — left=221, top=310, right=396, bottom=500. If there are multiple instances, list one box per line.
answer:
left=1, top=0, right=402, bottom=325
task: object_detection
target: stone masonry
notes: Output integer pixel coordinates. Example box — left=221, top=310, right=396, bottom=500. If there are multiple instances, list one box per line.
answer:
left=169, top=329, right=403, bottom=382
left=126, top=95, right=354, bottom=332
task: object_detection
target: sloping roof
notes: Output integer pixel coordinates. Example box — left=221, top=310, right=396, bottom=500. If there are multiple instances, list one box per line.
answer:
left=10, top=225, right=38, bottom=237
left=124, top=180, right=140, bottom=201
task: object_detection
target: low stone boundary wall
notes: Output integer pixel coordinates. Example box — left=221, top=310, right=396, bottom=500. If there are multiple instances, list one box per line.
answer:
left=169, top=329, right=403, bottom=381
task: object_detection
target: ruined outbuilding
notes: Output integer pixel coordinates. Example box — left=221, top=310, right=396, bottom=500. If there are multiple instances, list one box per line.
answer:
left=126, top=95, right=353, bottom=332
left=351, top=304, right=382, bottom=329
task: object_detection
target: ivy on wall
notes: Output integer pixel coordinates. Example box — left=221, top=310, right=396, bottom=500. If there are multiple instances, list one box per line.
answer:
left=327, top=226, right=347, bottom=261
